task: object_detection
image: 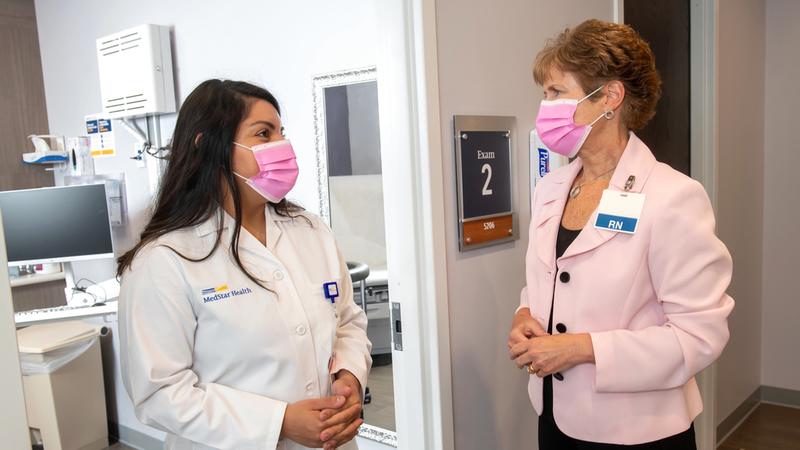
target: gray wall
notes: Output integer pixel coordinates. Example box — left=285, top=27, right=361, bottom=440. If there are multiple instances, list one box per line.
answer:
left=715, top=0, right=766, bottom=426
left=433, top=1, right=614, bottom=448
left=347, top=82, right=382, bottom=176
left=762, top=0, right=800, bottom=393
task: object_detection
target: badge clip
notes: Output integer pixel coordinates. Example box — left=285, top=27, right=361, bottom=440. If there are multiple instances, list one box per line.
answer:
left=623, top=175, right=636, bottom=193
left=323, top=282, right=340, bottom=304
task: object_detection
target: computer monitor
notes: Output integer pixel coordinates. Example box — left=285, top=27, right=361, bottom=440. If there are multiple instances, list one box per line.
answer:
left=0, top=184, right=115, bottom=266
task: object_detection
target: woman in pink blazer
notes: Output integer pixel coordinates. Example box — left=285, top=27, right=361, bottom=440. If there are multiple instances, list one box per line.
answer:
left=508, top=20, right=734, bottom=449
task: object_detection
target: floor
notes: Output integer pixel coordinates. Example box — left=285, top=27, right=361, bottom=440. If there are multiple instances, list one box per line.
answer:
left=362, top=362, right=396, bottom=432
left=106, top=403, right=798, bottom=449
left=718, top=403, right=800, bottom=450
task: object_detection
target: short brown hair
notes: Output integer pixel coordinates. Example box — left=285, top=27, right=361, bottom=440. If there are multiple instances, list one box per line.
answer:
left=533, top=19, right=662, bottom=131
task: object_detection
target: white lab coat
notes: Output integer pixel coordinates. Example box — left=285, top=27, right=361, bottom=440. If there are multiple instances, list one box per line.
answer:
left=119, top=206, right=372, bottom=450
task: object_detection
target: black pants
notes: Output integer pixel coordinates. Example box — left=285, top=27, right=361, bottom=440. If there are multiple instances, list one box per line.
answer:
left=538, top=413, right=696, bottom=450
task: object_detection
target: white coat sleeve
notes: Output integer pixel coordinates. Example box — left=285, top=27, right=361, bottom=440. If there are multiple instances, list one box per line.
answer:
left=589, top=179, right=735, bottom=393
left=119, top=245, right=287, bottom=449
left=329, top=247, right=372, bottom=395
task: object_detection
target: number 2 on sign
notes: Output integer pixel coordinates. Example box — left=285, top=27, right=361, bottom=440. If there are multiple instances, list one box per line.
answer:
left=481, top=164, right=493, bottom=196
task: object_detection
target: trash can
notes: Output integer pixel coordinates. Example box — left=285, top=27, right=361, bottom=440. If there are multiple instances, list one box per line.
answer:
left=17, top=321, right=109, bottom=450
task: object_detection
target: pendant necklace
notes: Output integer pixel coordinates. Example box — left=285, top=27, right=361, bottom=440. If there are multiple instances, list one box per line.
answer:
left=569, top=167, right=616, bottom=198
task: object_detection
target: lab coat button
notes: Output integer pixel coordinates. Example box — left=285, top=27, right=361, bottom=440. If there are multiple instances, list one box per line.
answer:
left=274, top=270, right=285, bottom=281
left=556, top=323, right=567, bottom=333
left=296, top=325, right=307, bottom=336
left=559, top=271, right=571, bottom=283
left=305, top=382, right=314, bottom=392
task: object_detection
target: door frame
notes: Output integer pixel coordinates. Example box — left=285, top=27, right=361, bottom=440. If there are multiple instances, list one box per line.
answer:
left=689, top=1, right=720, bottom=449
left=0, top=213, right=32, bottom=449
left=371, top=0, right=454, bottom=449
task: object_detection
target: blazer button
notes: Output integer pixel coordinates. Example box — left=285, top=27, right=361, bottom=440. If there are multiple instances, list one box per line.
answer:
left=554, top=372, right=564, bottom=381
left=556, top=323, right=567, bottom=333
left=559, top=271, right=571, bottom=283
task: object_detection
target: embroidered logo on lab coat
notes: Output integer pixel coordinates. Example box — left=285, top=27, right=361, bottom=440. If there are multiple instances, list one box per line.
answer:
left=201, top=285, right=253, bottom=303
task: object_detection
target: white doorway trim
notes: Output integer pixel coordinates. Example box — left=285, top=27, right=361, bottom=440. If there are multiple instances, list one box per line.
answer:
left=690, top=1, right=720, bottom=449
left=0, top=213, right=32, bottom=448
left=613, top=0, right=625, bottom=23
left=372, top=0, right=454, bottom=449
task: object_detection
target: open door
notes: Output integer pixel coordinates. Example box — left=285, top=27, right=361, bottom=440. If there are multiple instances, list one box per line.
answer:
left=310, top=1, right=454, bottom=449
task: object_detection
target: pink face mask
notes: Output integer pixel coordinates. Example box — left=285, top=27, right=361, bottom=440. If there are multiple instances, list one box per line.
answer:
left=535, top=85, right=608, bottom=158
left=233, top=139, right=299, bottom=203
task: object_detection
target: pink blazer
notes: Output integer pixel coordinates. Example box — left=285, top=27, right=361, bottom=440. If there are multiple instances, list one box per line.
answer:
left=520, top=133, right=734, bottom=444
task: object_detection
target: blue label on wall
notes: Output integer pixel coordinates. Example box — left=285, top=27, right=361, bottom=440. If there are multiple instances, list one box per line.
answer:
left=537, top=147, right=549, bottom=177
left=595, top=213, right=638, bottom=233
left=86, top=120, right=99, bottom=134
left=98, top=119, right=112, bottom=133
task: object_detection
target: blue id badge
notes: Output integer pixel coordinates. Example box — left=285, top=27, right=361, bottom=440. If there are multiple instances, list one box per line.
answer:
left=594, top=189, right=646, bottom=234
left=323, top=282, right=340, bottom=303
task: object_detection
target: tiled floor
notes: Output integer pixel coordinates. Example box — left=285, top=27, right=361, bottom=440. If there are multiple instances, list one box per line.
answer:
left=718, top=403, right=800, bottom=450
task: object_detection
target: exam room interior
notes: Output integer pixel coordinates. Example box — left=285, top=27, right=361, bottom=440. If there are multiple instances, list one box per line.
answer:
left=2, top=0, right=397, bottom=447
left=2, top=0, right=800, bottom=449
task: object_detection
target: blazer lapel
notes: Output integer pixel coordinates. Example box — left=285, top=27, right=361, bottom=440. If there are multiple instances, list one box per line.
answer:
left=534, top=160, right=582, bottom=270
left=560, top=132, right=658, bottom=261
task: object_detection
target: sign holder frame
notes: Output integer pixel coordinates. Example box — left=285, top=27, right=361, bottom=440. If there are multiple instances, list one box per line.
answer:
left=454, top=115, right=518, bottom=252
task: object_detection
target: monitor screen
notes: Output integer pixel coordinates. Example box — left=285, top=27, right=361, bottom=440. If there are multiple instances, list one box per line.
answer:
left=0, top=184, right=114, bottom=266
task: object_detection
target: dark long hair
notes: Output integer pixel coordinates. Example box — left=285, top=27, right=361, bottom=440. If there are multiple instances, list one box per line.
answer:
left=117, top=79, right=304, bottom=286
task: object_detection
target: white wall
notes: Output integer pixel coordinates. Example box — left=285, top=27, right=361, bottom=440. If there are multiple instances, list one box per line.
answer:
left=433, top=1, right=613, bottom=448
left=33, top=0, right=379, bottom=443
left=762, top=0, right=800, bottom=392
left=714, top=0, right=766, bottom=424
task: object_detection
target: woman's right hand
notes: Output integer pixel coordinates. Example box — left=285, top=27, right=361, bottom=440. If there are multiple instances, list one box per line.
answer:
left=281, top=395, right=347, bottom=447
left=508, top=307, right=548, bottom=349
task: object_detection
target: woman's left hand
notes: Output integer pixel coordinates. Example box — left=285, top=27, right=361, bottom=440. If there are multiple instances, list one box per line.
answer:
left=509, top=333, right=595, bottom=377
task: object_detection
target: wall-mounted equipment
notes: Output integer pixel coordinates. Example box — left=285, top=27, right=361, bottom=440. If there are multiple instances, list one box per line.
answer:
left=96, top=24, right=176, bottom=119
left=65, top=136, right=95, bottom=176
left=454, top=115, right=518, bottom=251
left=22, top=135, right=68, bottom=165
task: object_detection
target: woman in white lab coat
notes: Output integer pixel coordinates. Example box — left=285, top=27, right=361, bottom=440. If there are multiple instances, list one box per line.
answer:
left=117, top=80, right=372, bottom=450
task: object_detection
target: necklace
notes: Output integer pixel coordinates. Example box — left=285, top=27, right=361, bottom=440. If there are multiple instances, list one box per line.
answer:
left=569, top=167, right=616, bottom=198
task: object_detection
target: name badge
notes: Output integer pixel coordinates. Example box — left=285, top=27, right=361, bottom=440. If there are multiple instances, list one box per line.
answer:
left=594, top=189, right=645, bottom=234
left=323, top=282, right=340, bottom=304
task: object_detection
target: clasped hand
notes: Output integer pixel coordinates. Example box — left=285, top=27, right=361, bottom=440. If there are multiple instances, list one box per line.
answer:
left=281, top=370, right=363, bottom=449
left=507, top=307, right=594, bottom=377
